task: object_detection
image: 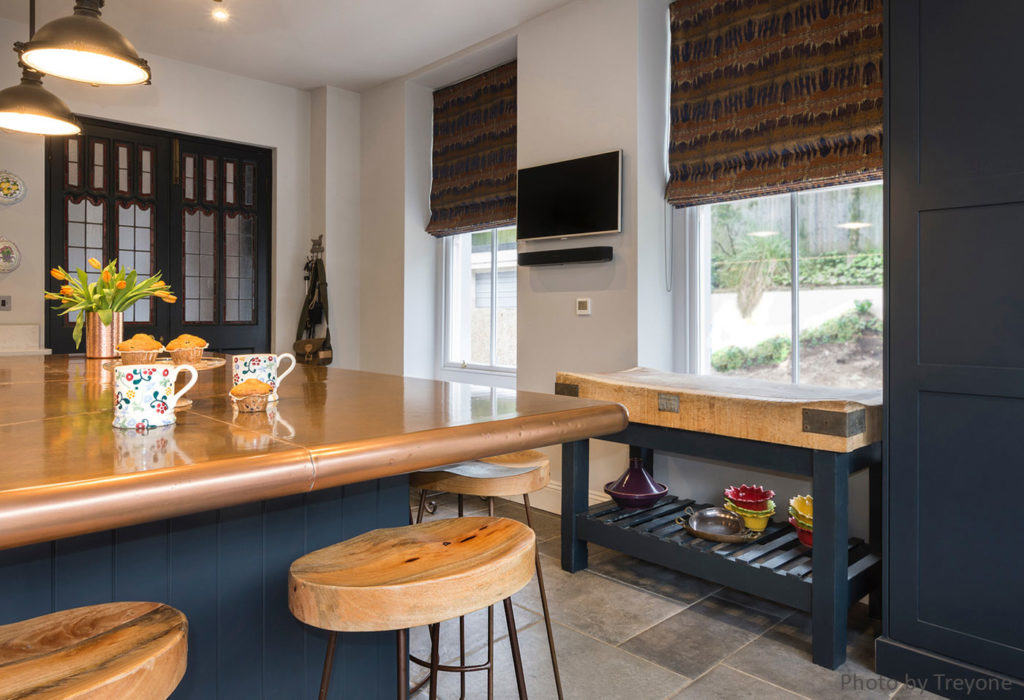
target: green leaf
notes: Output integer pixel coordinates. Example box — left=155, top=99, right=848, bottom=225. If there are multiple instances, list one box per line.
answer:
left=72, top=314, right=84, bottom=349
left=97, top=308, right=112, bottom=325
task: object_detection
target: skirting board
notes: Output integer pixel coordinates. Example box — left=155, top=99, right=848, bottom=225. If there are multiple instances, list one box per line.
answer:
left=875, top=636, right=1024, bottom=699
left=504, top=481, right=606, bottom=515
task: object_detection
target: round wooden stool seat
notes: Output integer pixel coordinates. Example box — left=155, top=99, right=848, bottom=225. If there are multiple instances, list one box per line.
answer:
left=409, top=449, right=550, bottom=498
left=0, top=602, right=187, bottom=700
left=289, top=517, right=535, bottom=632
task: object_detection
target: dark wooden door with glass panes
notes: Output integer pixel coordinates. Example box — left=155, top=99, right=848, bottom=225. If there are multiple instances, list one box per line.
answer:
left=46, top=118, right=271, bottom=354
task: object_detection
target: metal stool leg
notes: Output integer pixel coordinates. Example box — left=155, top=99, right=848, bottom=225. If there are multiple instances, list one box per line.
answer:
left=428, top=623, right=441, bottom=700
left=416, top=489, right=428, bottom=525
left=455, top=494, right=467, bottom=699
left=397, top=629, right=409, bottom=700
left=485, top=605, right=493, bottom=695
left=504, top=598, right=529, bottom=699
left=523, top=494, right=563, bottom=700
left=318, top=631, right=338, bottom=700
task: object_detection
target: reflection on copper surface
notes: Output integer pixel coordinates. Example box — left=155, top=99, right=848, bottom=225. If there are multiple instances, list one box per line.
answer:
left=0, top=354, right=628, bottom=550
left=113, top=425, right=192, bottom=473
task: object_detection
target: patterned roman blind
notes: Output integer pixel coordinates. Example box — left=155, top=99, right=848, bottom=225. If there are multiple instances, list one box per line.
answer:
left=666, top=0, right=883, bottom=208
left=426, top=61, right=517, bottom=237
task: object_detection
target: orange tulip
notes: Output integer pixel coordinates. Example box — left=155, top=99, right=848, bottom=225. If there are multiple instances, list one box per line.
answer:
left=88, top=257, right=102, bottom=270
left=116, top=280, right=127, bottom=289
left=44, top=293, right=60, bottom=300
left=153, top=281, right=166, bottom=288
left=50, top=268, right=66, bottom=281
left=159, top=294, right=178, bottom=304
left=60, top=285, right=73, bottom=296
left=102, top=269, right=112, bottom=283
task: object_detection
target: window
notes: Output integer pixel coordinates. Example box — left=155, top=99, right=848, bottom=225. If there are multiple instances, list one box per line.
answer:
left=443, top=226, right=517, bottom=371
left=685, top=181, right=883, bottom=389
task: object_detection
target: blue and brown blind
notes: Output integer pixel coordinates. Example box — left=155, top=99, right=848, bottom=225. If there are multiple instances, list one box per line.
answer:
left=426, top=61, right=517, bottom=237
left=666, top=0, right=883, bottom=207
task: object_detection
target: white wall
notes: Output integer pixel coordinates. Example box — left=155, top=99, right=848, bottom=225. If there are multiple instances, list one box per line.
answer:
left=403, top=82, right=437, bottom=380
left=0, top=16, right=316, bottom=354
left=517, top=0, right=673, bottom=510
left=310, top=86, right=362, bottom=368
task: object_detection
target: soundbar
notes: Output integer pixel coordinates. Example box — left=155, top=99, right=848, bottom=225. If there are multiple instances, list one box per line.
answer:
left=517, top=246, right=613, bottom=266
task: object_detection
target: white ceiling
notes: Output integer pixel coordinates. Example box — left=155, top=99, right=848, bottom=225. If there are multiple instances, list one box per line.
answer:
left=0, top=0, right=574, bottom=92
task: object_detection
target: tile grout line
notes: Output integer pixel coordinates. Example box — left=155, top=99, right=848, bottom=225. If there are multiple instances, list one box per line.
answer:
left=722, top=663, right=816, bottom=699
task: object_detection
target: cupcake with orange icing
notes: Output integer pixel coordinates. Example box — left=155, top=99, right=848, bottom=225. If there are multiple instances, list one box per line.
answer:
left=230, top=378, right=273, bottom=412
left=166, top=333, right=208, bottom=365
left=116, top=333, right=163, bottom=364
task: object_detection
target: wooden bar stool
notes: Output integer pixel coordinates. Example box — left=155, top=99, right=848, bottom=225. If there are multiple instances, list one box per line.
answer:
left=410, top=449, right=563, bottom=700
left=0, top=601, right=188, bottom=699
left=289, top=516, right=536, bottom=700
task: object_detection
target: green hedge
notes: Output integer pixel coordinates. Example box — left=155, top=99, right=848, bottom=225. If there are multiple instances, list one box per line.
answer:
left=710, top=301, right=882, bottom=372
left=711, top=252, right=882, bottom=290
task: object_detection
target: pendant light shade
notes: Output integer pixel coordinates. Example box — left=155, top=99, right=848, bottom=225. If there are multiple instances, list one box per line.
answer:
left=18, top=0, right=150, bottom=86
left=0, top=67, right=80, bottom=135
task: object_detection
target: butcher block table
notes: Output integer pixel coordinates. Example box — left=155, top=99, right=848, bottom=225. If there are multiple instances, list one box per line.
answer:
left=0, top=355, right=626, bottom=699
left=555, top=367, right=883, bottom=670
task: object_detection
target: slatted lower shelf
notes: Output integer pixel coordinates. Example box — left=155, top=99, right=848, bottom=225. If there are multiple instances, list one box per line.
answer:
left=576, top=495, right=880, bottom=612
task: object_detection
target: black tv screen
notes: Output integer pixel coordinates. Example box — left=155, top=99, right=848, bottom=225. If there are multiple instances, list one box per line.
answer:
left=517, top=150, right=621, bottom=241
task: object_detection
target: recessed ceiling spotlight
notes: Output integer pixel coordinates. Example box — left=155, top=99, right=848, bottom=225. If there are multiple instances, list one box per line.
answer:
left=212, top=0, right=229, bottom=21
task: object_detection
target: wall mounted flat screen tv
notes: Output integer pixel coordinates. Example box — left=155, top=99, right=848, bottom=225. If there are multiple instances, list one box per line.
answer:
left=517, top=150, right=621, bottom=241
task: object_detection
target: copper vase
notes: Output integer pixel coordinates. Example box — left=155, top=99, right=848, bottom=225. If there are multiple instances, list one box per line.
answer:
left=85, top=311, right=123, bottom=359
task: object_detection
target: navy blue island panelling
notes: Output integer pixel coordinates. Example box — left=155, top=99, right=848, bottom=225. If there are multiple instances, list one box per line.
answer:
left=0, top=475, right=409, bottom=700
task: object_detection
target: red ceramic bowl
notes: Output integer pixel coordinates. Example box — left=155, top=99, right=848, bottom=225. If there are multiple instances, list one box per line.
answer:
left=724, top=484, right=775, bottom=512
left=789, top=516, right=813, bottom=548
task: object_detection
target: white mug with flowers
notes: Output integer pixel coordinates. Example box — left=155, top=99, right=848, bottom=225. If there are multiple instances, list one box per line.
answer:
left=113, top=363, right=198, bottom=430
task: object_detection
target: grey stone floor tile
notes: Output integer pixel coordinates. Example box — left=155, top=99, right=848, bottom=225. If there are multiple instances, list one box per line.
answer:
left=671, top=664, right=807, bottom=699
left=537, top=537, right=617, bottom=564
left=408, top=603, right=541, bottom=678
left=712, top=588, right=798, bottom=619
left=588, top=551, right=723, bottom=606
left=892, top=683, right=948, bottom=699
left=493, top=499, right=562, bottom=542
left=621, top=596, right=783, bottom=678
left=413, top=621, right=690, bottom=700
left=512, top=553, right=683, bottom=645
left=724, top=606, right=893, bottom=700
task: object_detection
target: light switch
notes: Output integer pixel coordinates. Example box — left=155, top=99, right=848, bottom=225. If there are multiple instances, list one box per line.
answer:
left=0, top=296, right=10, bottom=311
left=576, top=298, right=591, bottom=315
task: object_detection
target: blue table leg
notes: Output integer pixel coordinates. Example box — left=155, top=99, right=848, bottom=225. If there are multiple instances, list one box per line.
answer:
left=812, top=450, right=849, bottom=669
left=561, top=440, right=589, bottom=573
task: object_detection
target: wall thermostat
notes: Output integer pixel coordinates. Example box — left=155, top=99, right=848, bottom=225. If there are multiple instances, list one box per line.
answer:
left=576, top=298, right=591, bottom=315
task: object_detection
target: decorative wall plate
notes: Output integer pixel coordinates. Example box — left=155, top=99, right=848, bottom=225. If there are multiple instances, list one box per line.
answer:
left=0, top=171, right=26, bottom=206
left=0, top=237, right=20, bottom=272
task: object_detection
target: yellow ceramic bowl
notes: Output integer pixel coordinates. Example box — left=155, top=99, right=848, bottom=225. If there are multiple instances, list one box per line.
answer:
left=788, top=506, right=813, bottom=531
left=724, top=501, right=774, bottom=531
left=789, top=495, right=813, bottom=522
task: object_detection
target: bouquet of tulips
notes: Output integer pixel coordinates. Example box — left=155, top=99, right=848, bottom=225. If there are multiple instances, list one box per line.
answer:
left=44, top=257, right=177, bottom=348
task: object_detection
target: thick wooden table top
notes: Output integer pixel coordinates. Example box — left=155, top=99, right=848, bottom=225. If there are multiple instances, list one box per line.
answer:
left=555, top=367, right=882, bottom=452
left=0, top=355, right=627, bottom=550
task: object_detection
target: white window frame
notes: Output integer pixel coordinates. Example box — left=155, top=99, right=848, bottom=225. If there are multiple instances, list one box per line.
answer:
left=675, top=181, right=882, bottom=384
left=438, top=226, right=517, bottom=385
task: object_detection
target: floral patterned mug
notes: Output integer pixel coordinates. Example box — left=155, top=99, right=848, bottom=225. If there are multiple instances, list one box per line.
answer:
left=231, top=353, right=296, bottom=401
left=113, top=364, right=198, bottom=430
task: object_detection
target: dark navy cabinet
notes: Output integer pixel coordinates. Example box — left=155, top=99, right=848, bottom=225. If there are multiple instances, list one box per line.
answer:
left=878, top=1, right=1024, bottom=695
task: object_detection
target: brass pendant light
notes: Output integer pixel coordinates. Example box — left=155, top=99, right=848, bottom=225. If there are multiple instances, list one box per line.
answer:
left=18, top=0, right=151, bottom=86
left=0, top=66, right=80, bottom=135
left=0, top=1, right=80, bottom=135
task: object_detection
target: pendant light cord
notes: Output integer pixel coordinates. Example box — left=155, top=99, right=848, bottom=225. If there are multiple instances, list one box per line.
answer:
left=29, top=0, right=34, bottom=39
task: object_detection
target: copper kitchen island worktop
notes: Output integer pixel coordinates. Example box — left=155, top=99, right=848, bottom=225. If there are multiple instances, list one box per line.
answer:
left=0, top=355, right=627, bottom=551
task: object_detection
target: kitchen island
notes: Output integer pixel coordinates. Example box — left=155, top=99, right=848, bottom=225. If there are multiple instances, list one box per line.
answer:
left=0, top=355, right=626, bottom=698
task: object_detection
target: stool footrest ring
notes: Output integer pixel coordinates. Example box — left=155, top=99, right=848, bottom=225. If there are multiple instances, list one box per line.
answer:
left=408, top=654, right=493, bottom=673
